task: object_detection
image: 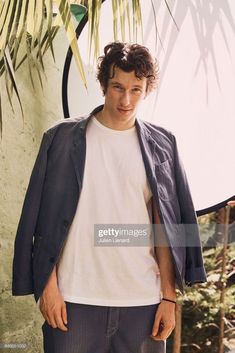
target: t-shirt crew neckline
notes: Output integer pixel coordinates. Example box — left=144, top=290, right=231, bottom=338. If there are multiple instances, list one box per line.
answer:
left=92, top=115, right=136, bottom=134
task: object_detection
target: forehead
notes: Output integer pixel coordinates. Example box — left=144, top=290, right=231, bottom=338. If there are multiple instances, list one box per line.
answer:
left=108, top=66, right=147, bottom=87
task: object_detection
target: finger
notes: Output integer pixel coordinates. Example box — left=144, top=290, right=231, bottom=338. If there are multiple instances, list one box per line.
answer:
left=55, top=314, right=68, bottom=332
left=48, top=314, right=58, bottom=329
left=152, top=317, right=162, bottom=337
left=151, top=327, right=165, bottom=340
left=152, top=324, right=174, bottom=341
left=62, top=302, right=68, bottom=325
left=44, top=313, right=52, bottom=326
left=156, top=326, right=171, bottom=340
left=40, top=308, right=51, bottom=326
left=39, top=300, right=50, bottom=324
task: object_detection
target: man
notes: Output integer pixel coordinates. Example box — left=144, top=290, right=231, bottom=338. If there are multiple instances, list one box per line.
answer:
left=12, top=42, right=207, bottom=353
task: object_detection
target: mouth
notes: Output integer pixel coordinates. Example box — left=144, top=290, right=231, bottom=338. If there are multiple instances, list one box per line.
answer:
left=117, top=108, right=132, bottom=114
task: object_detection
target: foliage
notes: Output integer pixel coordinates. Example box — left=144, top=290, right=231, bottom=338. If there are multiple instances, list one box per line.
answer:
left=0, top=1, right=84, bottom=133
left=167, top=212, right=235, bottom=353
left=0, top=0, right=144, bottom=136
left=179, top=246, right=235, bottom=353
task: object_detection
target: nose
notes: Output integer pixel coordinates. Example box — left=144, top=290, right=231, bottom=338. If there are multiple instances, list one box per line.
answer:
left=120, top=91, right=131, bottom=107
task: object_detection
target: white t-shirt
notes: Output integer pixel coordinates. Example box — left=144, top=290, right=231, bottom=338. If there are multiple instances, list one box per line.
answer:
left=57, top=116, right=161, bottom=306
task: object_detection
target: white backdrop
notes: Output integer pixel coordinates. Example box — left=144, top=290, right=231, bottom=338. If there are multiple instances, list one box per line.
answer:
left=64, top=0, right=235, bottom=212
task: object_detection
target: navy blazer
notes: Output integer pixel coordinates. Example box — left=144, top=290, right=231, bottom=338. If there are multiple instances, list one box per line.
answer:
left=12, top=105, right=207, bottom=303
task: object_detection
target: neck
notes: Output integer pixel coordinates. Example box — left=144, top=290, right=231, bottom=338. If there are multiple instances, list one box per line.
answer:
left=95, top=108, right=136, bottom=131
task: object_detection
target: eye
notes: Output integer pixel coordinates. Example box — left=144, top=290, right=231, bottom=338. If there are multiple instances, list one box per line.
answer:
left=132, top=88, right=142, bottom=94
left=113, top=85, right=123, bottom=91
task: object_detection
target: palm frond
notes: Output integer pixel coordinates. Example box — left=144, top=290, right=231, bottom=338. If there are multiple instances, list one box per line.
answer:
left=55, top=0, right=87, bottom=86
left=112, top=0, right=118, bottom=40
left=125, top=0, right=131, bottom=41
left=133, top=0, right=143, bottom=41
left=88, top=0, right=102, bottom=61
left=151, top=0, right=164, bottom=51
left=0, top=0, right=16, bottom=52
left=4, top=47, right=24, bottom=116
left=44, top=0, right=55, bottom=60
left=0, top=0, right=177, bottom=137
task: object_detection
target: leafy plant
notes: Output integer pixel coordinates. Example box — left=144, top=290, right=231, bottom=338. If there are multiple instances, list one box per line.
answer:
left=0, top=0, right=178, bottom=138
left=168, top=210, right=235, bottom=353
left=0, top=0, right=144, bottom=136
left=179, top=246, right=235, bottom=353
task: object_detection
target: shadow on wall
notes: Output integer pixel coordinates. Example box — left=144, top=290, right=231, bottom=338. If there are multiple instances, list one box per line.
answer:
left=145, top=0, right=235, bottom=107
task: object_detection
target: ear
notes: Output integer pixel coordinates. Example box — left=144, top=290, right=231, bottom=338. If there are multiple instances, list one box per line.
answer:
left=100, top=84, right=106, bottom=96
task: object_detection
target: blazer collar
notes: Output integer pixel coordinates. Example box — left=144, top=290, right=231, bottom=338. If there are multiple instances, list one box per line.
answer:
left=71, top=105, right=155, bottom=187
left=76, top=104, right=153, bottom=143
left=76, top=105, right=104, bottom=133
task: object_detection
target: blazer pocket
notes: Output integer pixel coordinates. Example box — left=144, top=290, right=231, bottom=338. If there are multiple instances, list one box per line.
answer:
left=155, top=159, right=177, bottom=201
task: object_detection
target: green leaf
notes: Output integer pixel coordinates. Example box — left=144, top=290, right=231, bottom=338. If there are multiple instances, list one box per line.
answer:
left=4, top=48, right=23, bottom=117
left=0, top=0, right=178, bottom=137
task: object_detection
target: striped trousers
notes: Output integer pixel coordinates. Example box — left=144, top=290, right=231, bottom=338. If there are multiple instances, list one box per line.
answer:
left=42, top=302, right=166, bottom=353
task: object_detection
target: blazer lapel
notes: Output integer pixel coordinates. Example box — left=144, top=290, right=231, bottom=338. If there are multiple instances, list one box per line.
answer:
left=135, top=118, right=156, bottom=178
left=70, top=107, right=158, bottom=190
left=70, top=105, right=104, bottom=188
left=70, top=116, right=90, bottom=189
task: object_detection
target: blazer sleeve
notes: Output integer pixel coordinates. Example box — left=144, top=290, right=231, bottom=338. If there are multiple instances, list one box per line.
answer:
left=172, top=134, right=207, bottom=286
left=12, top=131, right=53, bottom=296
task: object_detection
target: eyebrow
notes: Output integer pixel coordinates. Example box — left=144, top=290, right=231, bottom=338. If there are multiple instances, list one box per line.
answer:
left=110, top=81, right=143, bottom=89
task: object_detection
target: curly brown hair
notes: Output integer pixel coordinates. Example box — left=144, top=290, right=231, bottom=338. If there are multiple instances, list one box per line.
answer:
left=97, top=41, right=159, bottom=95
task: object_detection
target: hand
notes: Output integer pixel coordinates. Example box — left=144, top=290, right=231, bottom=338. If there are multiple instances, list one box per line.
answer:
left=39, top=271, right=68, bottom=332
left=227, top=200, right=235, bottom=207
left=151, top=301, right=176, bottom=341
